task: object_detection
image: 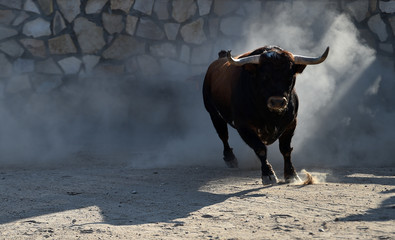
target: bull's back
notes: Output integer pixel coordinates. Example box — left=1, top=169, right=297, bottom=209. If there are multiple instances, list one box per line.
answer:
left=203, top=58, right=241, bottom=121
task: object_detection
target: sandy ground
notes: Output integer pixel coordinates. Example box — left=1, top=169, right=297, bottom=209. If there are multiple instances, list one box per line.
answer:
left=0, top=163, right=394, bottom=240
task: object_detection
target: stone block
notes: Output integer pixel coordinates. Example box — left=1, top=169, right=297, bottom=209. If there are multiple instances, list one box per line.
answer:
left=153, top=0, right=169, bottom=20
left=57, top=0, right=81, bottom=23
left=389, top=16, right=395, bottom=35
left=74, top=17, right=105, bottom=53
left=379, top=0, right=395, bottom=13
left=179, top=44, right=190, bottom=63
left=220, top=16, right=244, bottom=36
left=197, top=0, right=212, bottom=16
left=150, top=42, right=177, bottom=58
left=23, top=18, right=51, bottom=38
left=209, top=17, right=219, bottom=38
left=31, top=74, right=62, bottom=93
left=24, top=0, right=41, bottom=14
left=159, top=58, right=189, bottom=80
left=0, top=0, right=22, bottom=9
left=0, top=25, right=18, bottom=40
left=0, top=40, right=24, bottom=58
left=102, top=13, right=124, bottom=34
left=0, top=10, right=16, bottom=25
left=6, top=74, right=31, bottom=93
left=191, top=44, right=212, bottom=65
left=379, top=43, right=393, bottom=54
left=126, top=15, right=138, bottom=35
left=346, top=0, right=369, bottom=22
left=367, top=14, right=388, bottom=41
left=12, top=11, right=29, bottom=26
left=172, top=0, right=197, bottom=23
left=359, top=29, right=378, bottom=48
left=134, top=0, right=154, bottom=15
left=94, top=63, right=124, bottom=75
left=85, top=0, right=108, bottom=14
left=13, top=58, right=35, bottom=73
left=103, top=35, right=145, bottom=59
left=213, top=0, right=239, bottom=16
left=49, top=34, right=77, bottom=55
left=164, top=23, right=180, bottom=40
left=136, top=18, right=165, bottom=40
left=125, top=57, right=138, bottom=73
left=58, top=56, right=82, bottom=74
left=136, top=55, right=160, bottom=77
left=0, top=53, right=13, bottom=78
left=180, top=18, right=206, bottom=44
left=52, top=11, right=66, bottom=35
left=369, top=0, right=377, bottom=12
left=111, top=0, right=134, bottom=13
left=35, top=58, right=63, bottom=74
left=19, top=38, right=46, bottom=58
left=37, top=0, right=53, bottom=15
left=82, top=55, right=100, bottom=73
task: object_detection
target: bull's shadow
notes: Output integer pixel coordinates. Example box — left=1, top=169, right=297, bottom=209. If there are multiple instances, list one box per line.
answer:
left=0, top=165, right=264, bottom=226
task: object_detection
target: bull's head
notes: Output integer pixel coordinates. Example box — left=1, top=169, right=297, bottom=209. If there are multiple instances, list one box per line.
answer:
left=227, top=46, right=329, bottom=113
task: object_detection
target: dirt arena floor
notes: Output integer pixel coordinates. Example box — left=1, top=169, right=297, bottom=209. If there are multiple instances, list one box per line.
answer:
left=0, top=165, right=394, bottom=239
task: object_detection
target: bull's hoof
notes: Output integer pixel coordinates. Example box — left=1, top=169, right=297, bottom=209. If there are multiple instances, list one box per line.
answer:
left=285, top=174, right=302, bottom=184
left=261, top=173, right=278, bottom=185
left=224, top=158, right=238, bottom=168
left=224, top=149, right=238, bottom=168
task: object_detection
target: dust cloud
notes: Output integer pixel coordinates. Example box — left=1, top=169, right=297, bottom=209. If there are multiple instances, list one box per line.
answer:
left=232, top=2, right=395, bottom=169
left=0, top=2, right=393, bottom=169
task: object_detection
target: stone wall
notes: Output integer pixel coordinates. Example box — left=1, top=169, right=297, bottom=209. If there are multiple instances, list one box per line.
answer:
left=0, top=0, right=394, bottom=95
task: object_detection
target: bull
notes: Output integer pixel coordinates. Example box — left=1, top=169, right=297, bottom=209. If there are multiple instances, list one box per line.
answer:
left=203, top=45, right=329, bottom=184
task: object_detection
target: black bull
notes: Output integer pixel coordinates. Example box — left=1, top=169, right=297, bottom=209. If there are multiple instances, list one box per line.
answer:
left=203, top=46, right=329, bottom=185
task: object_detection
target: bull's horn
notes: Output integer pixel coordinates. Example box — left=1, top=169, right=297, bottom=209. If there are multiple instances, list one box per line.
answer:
left=227, top=50, right=260, bottom=66
left=293, top=47, right=330, bottom=65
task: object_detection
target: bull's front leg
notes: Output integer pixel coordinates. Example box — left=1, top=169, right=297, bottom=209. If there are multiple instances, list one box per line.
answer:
left=237, top=126, right=278, bottom=185
left=279, top=120, right=301, bottom=183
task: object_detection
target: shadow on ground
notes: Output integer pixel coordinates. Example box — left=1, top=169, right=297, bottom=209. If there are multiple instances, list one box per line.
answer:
left=1, top=165, right=394, bottom=226
left=0, top=165, right=263, bottom=226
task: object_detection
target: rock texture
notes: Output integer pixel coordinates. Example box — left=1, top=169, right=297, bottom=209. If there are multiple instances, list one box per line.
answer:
left=74, top=17, right=105, bottom=53
left=368, top=14, right=388, bottom=42
left=23, top=18, right=51, bottom=38
left=52, top=11, right=66, bottom=35
left=346, top=0, right=369, bottom=22
left=197, top=0, right=212, bottom=16
left=0, top=0, right=392, bottom=96
left=85, top=0, right=108, bottom=14
left=19, top=38, right=46, bottom=58
left=103, top=35, right=145, bottom=59
left=172, top=0, right=197, bottom=23
left=48, top=34, right=77, bottom=54
left=134, top=0, right=155, bottom=15
left=0, top=26, right=18, bottom=40
left=102, top=13, right=124, bottom=34
left=180, top=18, right=206, bottom=44
left=58, top=56, right=82, bottom=74
left=57, top=0, right=81, bottom=23
left=136, top=18, right=165, bottom=40
left=111, top=0, right=134, bottom=13
left=154, top=0, right=169, bottom=20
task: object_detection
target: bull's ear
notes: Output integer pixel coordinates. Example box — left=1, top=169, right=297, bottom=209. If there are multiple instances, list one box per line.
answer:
left=294, top=64, right=306, bottom=74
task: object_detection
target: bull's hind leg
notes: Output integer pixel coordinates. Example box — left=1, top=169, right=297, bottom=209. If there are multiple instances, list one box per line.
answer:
left=279, top=120, right=301, bottom=183
left=209, top=112, right=238, bottom=168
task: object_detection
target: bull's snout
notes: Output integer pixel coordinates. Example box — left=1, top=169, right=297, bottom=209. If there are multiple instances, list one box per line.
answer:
left=267, top=96, right=288, bottom=112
